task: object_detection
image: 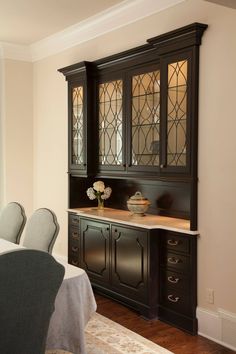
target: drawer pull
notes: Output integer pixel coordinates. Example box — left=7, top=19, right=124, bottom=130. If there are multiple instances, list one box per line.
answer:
left=72, top=246, right=78, bottom=252
left=72, top=219, right=79, bottom=225
left=72, top=232, right=79, bottom=239
left=71, top=260, right=78, bottom=266
left=168, top=276, right=180, bottom=284
left=168, top=294, right=180, bottom=303
left=167, top=239, right=179, bottom=246
left=168, top=257, right=181, bottom=264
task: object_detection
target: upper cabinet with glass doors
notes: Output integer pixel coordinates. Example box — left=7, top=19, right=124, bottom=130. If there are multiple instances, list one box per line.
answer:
left=127, top=65, right=161, bottom=174
left=71, top=84, right=84, bottom=167
left=59, top=62, right=95, bottom=176
left=59, top=23, right=207, bottom=179
left=159, top=53, right=191, bottom=175
left=98, top=77, right=124, bottom=171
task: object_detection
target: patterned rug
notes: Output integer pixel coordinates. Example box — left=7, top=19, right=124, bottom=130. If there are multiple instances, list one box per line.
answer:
left=47, top=312, right=173, bottom=354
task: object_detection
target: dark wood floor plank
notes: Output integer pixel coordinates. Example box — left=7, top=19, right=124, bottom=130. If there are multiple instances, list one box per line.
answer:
left=95, top=293, right=236, bottom=354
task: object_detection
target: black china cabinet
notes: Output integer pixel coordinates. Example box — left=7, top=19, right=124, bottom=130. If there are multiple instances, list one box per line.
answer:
left=59, top=23, right=207, bottom=334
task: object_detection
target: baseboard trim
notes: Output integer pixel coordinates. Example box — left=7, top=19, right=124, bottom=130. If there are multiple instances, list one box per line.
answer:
left=197, top=307, right=236, bottom=351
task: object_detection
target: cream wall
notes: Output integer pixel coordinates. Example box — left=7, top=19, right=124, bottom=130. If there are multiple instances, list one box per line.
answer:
left=0, top=59, right=33, bottom=215
left=30, top=0, right=236, bottom=316
left=0, top=59, right=5, bottom=207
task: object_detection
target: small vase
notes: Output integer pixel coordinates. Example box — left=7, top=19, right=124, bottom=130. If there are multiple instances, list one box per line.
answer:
left=97, top=197, right=104, bottom=210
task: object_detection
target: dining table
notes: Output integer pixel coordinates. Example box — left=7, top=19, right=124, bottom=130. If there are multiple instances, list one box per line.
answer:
left=0, top=238, right=97, bottom=354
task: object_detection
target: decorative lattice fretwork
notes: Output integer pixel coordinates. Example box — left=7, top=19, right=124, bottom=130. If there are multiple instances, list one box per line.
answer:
left=132, top=70, right=160, bottom=166
left=99, top=80, right=123, bottom=165
left=72, top=86, right=84, bottom=165
left=167, top=60, right=188, bottom=166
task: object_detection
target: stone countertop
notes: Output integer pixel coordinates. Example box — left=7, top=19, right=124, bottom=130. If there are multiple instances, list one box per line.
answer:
left=67, top=207, right=199, bottom=235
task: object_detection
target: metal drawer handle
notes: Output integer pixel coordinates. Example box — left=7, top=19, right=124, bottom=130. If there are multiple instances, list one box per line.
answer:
left=72, top=218, right=79, bottom=224
left=72, top=246, right=78, bottom=252
left=168, top=276, right=180, bottom=284
left=71, top=260, right=78, bottom=266
left=72, top=232, right=79, bottom=238
left=168, top=294, right=180, bottom=303
left=167, top=239, right=179, bottom=246
left=168, top=257, right=181, bottom=264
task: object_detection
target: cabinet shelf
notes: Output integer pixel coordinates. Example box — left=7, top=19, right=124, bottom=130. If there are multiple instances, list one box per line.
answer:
left=168, top=84, right=187, bottom=92
left=132, top=122, right=160, bottom=127
left=99, top=98, right=122, bottom=104
left=132, top=92, right=160, bottom=99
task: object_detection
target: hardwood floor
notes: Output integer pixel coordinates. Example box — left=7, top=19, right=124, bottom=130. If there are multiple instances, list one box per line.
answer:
left=95, top=293, right=236, bottom=354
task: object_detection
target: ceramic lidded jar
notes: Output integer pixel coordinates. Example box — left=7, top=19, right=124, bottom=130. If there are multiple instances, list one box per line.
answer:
left=127, top=191, right=151, bottom=216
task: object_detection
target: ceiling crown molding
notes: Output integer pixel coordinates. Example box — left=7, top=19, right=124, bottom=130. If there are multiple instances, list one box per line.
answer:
left=0, top=42, right=32, bottom=61
left=0, top=0, right=186, bottom=62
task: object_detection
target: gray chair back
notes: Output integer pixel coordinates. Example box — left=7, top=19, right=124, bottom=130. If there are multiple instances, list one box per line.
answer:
left=0, top=249, right=65, bottom=354
left=0, top=202, right=26, bottom=244
left=23, top=208, right=59, bottom=254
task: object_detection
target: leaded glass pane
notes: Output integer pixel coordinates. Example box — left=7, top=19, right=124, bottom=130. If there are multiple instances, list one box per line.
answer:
left=167, top=60, right=187, bottom=166
left=72, top=86, right=84, bottom=165
left=99, top=80, right=123, bottom=165
left=132, top=70, right=160, bottom=166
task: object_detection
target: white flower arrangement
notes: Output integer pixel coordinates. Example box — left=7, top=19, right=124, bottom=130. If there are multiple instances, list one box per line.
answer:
left=86, top=181, right=112, bottom=209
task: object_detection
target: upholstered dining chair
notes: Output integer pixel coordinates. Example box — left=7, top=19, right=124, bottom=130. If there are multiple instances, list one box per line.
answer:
left=0, top=202, right=26, bottom=244
left=0, top=249, right=65, bottom=354
left=22, top=208, right=59, bottom=254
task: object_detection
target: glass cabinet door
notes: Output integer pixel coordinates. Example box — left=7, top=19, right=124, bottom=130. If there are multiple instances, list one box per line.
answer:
left=98, top=79, right=124, bottom=170
left=71, top=85, right=84, bottom=166
left=128, top=68, right=161, bottom=172
left=167, top=59, right=188, bottom=167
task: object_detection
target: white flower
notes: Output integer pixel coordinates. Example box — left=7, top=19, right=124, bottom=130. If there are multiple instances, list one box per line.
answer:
left=101, top=187, right=112, bottom=200
left=93, top=181, right=105, bottom=193
left=87, top=181, right=112, bottom=203
left=86, top=187, right=96, bottom=200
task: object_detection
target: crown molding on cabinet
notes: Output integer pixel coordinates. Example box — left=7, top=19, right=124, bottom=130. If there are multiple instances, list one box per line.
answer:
left=0, top=0, right=186, bottom=62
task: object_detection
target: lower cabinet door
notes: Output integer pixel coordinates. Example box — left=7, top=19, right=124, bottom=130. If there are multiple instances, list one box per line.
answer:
left=111, top=224, right=148, bottom=302
left=80, top=218, right=110, bottom=285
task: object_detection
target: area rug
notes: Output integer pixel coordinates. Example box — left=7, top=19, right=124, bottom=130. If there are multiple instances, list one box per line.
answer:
left=47, top=312, right=173, bottom=354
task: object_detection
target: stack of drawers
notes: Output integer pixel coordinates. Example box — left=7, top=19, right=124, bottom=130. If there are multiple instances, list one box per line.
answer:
left=68, top=213, right=80, bottom=267
left=159, top=230, right=197, bottom=333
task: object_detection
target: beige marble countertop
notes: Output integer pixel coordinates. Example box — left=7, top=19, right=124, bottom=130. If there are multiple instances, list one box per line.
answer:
left=68, top=207, right=199, bottom=235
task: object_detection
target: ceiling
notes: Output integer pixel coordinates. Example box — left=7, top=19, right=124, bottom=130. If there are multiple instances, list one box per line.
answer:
left=0, top=0, right=124, bottom=45
left=204, top=0, right=236, bottom=9
left=0, top=0, right=235, bottom=61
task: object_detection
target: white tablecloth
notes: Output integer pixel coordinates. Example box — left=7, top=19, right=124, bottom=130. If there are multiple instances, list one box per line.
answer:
left=0, top=239, right=97, bottom=354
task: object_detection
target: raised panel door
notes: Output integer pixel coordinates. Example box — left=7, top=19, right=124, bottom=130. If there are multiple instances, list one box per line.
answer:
left=111, top=224, right=148, bottom=302
left=80, top=218, right=110, bottom=285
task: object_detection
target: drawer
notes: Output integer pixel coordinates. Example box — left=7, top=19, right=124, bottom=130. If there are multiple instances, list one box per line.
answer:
left=160, top=286, right=191, bottom=315
left=69, top=227, right=79, bottom=240
left=161, top=231, right=190, bottom=254
left=69, top=213, right=80, bottom=227
left=160, top=269, right=189, bottom=293
left=68, top=226, right=80, bottom=255
left=161, top=252, right=190, bottom=273
left=68, top=239, right=79, bottom=254
left=68, top=254, right=80, bottom=267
